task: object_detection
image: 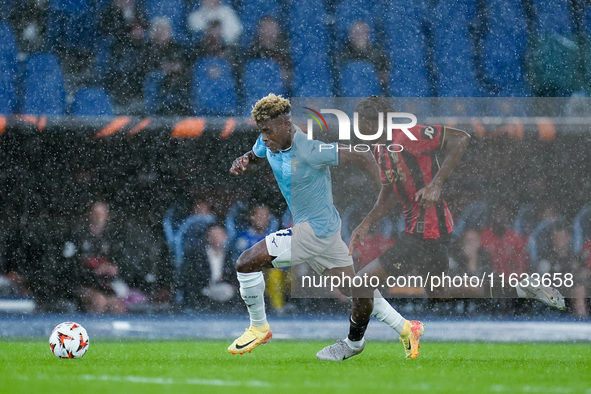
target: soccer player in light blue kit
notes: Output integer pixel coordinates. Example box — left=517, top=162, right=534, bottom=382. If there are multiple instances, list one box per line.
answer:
left=227, top=94, right=416, bottom=359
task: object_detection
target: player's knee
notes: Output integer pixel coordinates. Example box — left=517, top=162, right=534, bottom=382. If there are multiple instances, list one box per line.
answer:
left=235, top=250, right=252, bottom=273
left=236, top=241, right=273, bottom=273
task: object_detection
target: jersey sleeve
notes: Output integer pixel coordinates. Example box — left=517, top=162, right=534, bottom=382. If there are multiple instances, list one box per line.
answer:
left=252, top=134, right=267, bottom=158
left=403, top=125, right=445, bottom=155
left=303, top=140, right=338, bottom=169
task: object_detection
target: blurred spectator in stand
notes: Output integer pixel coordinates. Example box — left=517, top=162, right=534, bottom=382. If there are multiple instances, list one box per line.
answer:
left=334, top=20, right=390, bottom=94
left=111, top=214, right=172, bottom=310
left=181, top=196, right=218, bottom=249
left=450, top=229, right=492, bottom=277
left=181, top=224, right=236, bottom=310
left=448, top=229, right=494, bottom=310
left=144, top=17, right=191, bottom=115
left=9, top=0, right=48, bottom=54
left=193, top=20, right=236, bottom=66
left=74, top=201, right=127, bottom=314
left=187, top=0, right=242, bottom=46
left=172, top=195, right=217, bottom=304
left=480, top=203, right=529, bottom=275
left=231, top=205, right=273, bottom=259
left=528, top=201, right=564, bottom=264
left=534, top=221, right=589, bottom=317
left=144, top=17, right=186, bottom=74
left=0, top=225, right=31, bottom=299
left=243, top=16, right=292, bottom=88
left=99, top=0, right=148, bottom=114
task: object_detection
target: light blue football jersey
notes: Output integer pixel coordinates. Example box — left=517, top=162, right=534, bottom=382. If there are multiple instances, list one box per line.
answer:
left=252, top=128, right=340, bottom=238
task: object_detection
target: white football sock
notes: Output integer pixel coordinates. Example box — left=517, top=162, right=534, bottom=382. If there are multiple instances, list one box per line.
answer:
left=371, top=290, right=406, bottom=334
left=237, top=271, right=267, bottom=327
left=345, top=337, right=365, bottom=350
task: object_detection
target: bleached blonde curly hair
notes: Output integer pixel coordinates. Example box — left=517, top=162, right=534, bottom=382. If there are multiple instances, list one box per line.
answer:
left=251, top=93, right=291, bottom=122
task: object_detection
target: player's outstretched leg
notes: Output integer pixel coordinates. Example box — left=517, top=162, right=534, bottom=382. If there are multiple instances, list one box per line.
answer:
left=516, top=282, right=566, bottom=310
left=228, top=241, right=274, bottom=355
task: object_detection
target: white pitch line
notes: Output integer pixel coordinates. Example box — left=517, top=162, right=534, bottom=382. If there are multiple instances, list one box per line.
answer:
left=19, top=373, right=272, bottom=388
left=13, top=374, right=586, bottom=392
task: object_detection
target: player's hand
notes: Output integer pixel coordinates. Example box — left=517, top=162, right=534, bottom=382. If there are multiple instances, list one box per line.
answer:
left=229, top=154, right=249, bottom=175
left=349, top=221, right=370, bottom=255
left=415, top=180, right=442, bottom=209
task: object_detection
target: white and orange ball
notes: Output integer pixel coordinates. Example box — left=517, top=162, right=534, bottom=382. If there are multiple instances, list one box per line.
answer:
left=49, top=322, right=89, bottom=359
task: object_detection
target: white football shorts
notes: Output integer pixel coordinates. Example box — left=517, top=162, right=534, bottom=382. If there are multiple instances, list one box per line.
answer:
left=265, top=222, right=353, bottom=274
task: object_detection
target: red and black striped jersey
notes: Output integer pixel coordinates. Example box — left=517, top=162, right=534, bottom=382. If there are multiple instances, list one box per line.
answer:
left=374, top=124, right=453, bottom=239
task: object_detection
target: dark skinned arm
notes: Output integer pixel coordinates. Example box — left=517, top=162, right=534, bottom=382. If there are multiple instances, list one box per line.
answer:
left=229, top=150, right=264, bottom=175
left=414, top=127, right=471, bottom=209
left=348, top=184, right=397, bottom=255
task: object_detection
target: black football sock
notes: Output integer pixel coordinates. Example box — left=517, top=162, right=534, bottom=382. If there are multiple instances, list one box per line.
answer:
left=347, top=316, right=369, bottom=342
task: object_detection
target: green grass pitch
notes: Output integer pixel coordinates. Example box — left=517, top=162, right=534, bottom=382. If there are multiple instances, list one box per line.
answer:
left=1, top=339, right=590, bottom=393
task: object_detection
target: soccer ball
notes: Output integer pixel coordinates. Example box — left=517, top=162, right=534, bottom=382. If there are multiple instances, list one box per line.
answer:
left=49, top=322, right=90, bottom=359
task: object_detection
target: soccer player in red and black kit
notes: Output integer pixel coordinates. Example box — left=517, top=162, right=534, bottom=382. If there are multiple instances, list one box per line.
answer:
left=317, top=96, right=565, bottom=362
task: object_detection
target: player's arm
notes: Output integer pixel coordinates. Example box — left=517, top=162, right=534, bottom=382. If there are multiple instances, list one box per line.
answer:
left=415, top=127, right=471, bottom=209
left=229, top=150, right=264, bottom=175
left=349, top=185, right=397, bottom=255
left=338, top=147, right=382, bottom=190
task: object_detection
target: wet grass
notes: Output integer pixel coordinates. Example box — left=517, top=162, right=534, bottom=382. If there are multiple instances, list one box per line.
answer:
left=1, top=340, right=590, bottom=393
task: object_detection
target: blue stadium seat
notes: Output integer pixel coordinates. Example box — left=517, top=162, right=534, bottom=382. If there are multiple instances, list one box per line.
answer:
left=532, top=0, right=575, bottom=37
left=188, top=0, right=233, bottom=11
left=452, top=202, right=489, bottom=241
left=339, top=61, right=380, bottom=97
left=71, top=87, right=114, bottom=116
left=333, top=0, right=382, bottom=47
left=239, top=0, right=281, bottom=48
left=289, top=0, right=330, bottom=66
left=144, top=0, right=188, bottom=43
left=0, top=0, right=14, bottom=14
left=573, top=205, right=591, bottom=253
left=49, top=0, right=88, bottom=13
left=22, top=53, right=66, bottom=115
left=292, top=54, right=333, bottom=97
left=0, top=20, right=18, bottom=55
left=144, top=71, right=166, bottom=115
left=93, top=38, right=113, bottom=82
left=243, top=59, right=286, bottom=114
left=47, top=0, right=96, bottom=51
left=384, top=0, right=430, bottom=97
left=585, top=4, right=591, bottom=36
left=0, top=74, right=16, bottom=115
left=193, top=57, right=238, bottom=116
left=513, top=204, right=538, bottom=236
left=288, top=1, right=332, bottom=97
left=432, top=0, right=481, bottom=97
left=289, top=0, right=327, bottom=35
left=0, top=22, right=18, bottom=114
left=482, top=0, right=530, bottom=96
left=92, top=0, right=111, bottom=11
